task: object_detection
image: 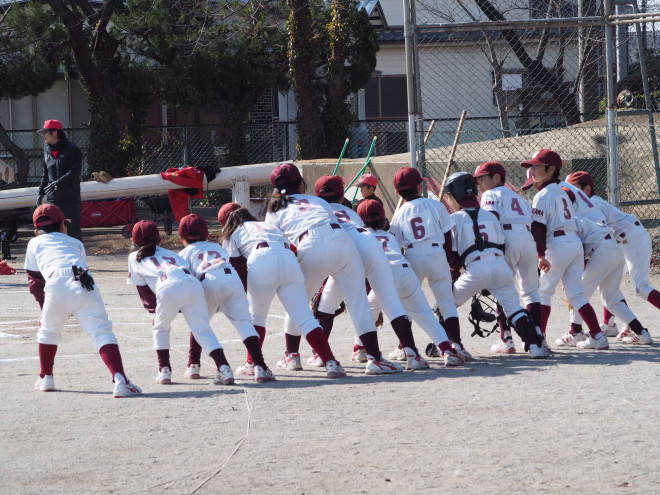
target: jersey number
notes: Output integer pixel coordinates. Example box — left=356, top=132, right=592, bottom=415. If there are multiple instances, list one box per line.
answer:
left=478, top=225, right=489, bottom=242
left=150, top=256, right=178, bottom=268
left=511, top=197, right=524, bottom=216
left=375, top=235, right=390, bottom=252
left=561, top=198, right=572, bottom=220
left=198, top=251, right=225, bottom=270
left=410, top=217, right=426, bottom=240
left=334, top=210, right=351, bottom=223
left=577, top=191, right=594, bottom=208
left=294, top=199, right=311, bottom=212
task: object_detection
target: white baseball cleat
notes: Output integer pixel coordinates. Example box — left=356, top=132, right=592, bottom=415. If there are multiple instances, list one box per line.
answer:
left=621, top=329, right=653, bottom=345
left=600, top=320, right=619, bottom=337
left=155, top=366, right=172, bottom=384
left=351, top=345, right=368, bottom=363
left=214, top=364, right=234, bottom=385
left=276, top=352, right=303, bottom=371
left=365, top=356, right=404, bottom=375
left=113, top=374, right=142, bottom=398
left=529, top=344, right=550, bottom=359
left=490, top=337, right=516, bottom=354
left=306, top=353, right=324, bottom=367
left=442, top=350, right=463, bottom=366
left=452, top=342, right=474, bottom=361
left=325, top=360, right=347, bottom=378
left=576, top=332, right=609, bottom=350
left=387, top=346, right=407, bottom=362
left=615, top=326, right=634, bottom=342
left=555, top=332, right=585, bottom=347
left=404, top=348, right=429, bottom=370
left=184, top=364, right=201, bottom=379
left=34, top=375, right=55, bottom=392
left=254, top=365, right=276, bottom=383
left=235, top=361, right=255, bottom=376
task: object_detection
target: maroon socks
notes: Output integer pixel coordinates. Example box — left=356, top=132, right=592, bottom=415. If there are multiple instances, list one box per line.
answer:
left=38, top=343, right=57, bottom=377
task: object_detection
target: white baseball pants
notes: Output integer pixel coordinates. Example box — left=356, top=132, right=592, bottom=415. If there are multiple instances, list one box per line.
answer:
left=620, top=225, right=656, bottom=300
left=503, top=228, right=541, bottom=306
left=538, top=237, right=589, bottom=308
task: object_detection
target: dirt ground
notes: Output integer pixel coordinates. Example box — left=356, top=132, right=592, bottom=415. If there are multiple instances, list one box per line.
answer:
left=1, top=222, right=659, bottom=495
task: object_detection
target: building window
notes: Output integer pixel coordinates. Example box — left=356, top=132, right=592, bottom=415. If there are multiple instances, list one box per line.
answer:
left=364, top=75, right=407, bottom=119
left=492, top=70, right=525, bottom=107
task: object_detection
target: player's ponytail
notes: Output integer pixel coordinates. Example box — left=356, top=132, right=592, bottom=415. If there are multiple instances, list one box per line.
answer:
left=135, top=241, right=157, bottom=262
left=266, top=178, right=305, bottom=213
left=219, top=208, right=257, bottom=244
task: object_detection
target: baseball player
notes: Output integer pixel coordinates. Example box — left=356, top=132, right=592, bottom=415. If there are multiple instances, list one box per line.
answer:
left=312, top=175, right=429, bottom=370
left=127, top=220, right=235, bottom=385
left=355, top=173, right=383, bottom=207
left=356, top=199, right=462, bottom=366
left=521, top=149, right=608, bottom=350
left=177, top=214, right=275, bottom=383
left=389, top=167, right=470, bottom=359
left=265, top=162, right=403, bottom=375
left=443, top=172, right=548, bottom=358
left=217, top=202, right=346, bottom=379
left=473, top=161, right=543, bottom=354
left=565, top=171, right=655, bottom=345
left=25, top=204, right=141, bottom=397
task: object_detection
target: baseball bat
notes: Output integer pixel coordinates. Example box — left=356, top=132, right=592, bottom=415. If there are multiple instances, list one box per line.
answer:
left=438, top=110, right=467, bottom=196
left=332, top=138, right=350, bottom=176
left=344, top=136, right=377, bottom=193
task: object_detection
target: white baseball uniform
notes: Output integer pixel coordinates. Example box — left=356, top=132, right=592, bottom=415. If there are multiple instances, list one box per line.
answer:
left=265, top=194, right=376, bottom=337
left=450, top=208, right=525, bottom=319
left=531, top=183, right=589, bottom=308
left=365, top=229, right=451, bottom=345
left=389, top=197, right=458, bottom=319
left=24, top=232, right=117, bottom=350
left=126, top=246, right=223, bottom=354
left=569, top=217, right=637, bottom=326
left=480, top=185, right=540, bottom=306
left=179, top=241, right=258, bottom=341
left=590, top=195, right=656, bottom=300
left=317, top=203, right=408, bottom=323
left=223, top=220, right=320, bottom=335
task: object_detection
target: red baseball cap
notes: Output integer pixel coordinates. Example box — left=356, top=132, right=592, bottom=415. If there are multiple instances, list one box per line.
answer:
left=357, top=198, right=385, bottom=222
left=521, top=168, right=535, bottom=191
left=394, top=167, right=424, bottom=193
left=33, top=204, right=70, bottom=228
left=178, top=214, right=209, bottom=241
left=315, top=175, right=345, bottom=197
left=474, top=161, right=506, bottom=181
left=521, top=149, right=563, bottom=170
left=36, top=119, right=63, bottom=134
left=356, top=174, right=378, bottom=188
left=218, top=202, right=241, bottom=227
left=566, top=171, right=595, bottom=190
left=132, top=220, right=161, bottom=246
left=270, top=162, right=302, bottom=190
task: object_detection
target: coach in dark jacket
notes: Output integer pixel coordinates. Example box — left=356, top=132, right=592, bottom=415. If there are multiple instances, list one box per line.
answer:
left=37, top=119, right=83, bottom=241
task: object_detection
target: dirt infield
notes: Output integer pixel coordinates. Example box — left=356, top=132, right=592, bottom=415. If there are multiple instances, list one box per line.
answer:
left=1, top=226, right=659, bottom=494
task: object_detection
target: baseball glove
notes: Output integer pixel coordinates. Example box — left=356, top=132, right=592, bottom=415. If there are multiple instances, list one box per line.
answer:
left=311, top=278, right=346, bottom=318
left=91, top=171, right=113, bottom=183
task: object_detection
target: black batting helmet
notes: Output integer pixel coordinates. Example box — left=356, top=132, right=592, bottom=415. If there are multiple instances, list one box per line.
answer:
left=444, top=172, right=478, bottom=202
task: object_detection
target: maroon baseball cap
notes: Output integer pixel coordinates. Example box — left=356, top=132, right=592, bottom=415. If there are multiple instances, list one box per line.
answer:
left=132, top=220, right=161, bottom=246
left=394, top=167, right=424, bottom=193
left=270, top=162, right=302, bottom=190
left=315, top=175, right=345, bottom=197
left=521, top=168, right=535, bottom=191
left=217, top=202, right=241, bottom=227
left=521, top=149, right=563, bottom=170
left=566, top=171, right=595, bottom=190
left=357, top=198, right=385, bottom=222
left=178, top=213, right=209, bottom=241
left=356, top=174, right=378, bottom=188
left=474, top=161, right=506, bottom=181
left=36, top=119, right=63, bottom=134
left=33, top=204, right=70, bottom=228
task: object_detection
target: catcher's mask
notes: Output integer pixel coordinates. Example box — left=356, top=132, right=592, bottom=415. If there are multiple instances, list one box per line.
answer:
left=468, top=292, right=498, bottom=338
left=444, top=172, right=478, bottom=202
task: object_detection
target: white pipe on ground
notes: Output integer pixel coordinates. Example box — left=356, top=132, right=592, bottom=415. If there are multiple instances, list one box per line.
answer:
left=0, top=162, right=279, bottom=209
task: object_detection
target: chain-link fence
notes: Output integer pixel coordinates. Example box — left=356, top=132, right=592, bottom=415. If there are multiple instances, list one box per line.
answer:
left=413, top=0, right=660, bottom=238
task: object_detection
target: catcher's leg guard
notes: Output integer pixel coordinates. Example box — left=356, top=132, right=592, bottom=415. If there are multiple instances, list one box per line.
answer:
left=508, top=309, right=542, bottom=352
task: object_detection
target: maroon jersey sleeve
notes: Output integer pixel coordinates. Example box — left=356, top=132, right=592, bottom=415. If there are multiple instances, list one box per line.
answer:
left=531, top=221, right=547, bottom=257
left=26, top=270, right=46, bottom=309
left=230, top=256, right=248, bottom=292
left=443, top=231, right=452, bottom=265
left=136, top=285, right=157, bottom=313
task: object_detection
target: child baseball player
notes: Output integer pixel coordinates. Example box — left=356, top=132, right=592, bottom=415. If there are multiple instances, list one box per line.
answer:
left=25, top=204, right=142, bottom=397
left=355, top=173, right=382, bottom=207
left=177, top=214, right=275, bottom=383
left=265, top=162, right=403, bottom=375
left=565, top=171, right=655, bottom=345
left=473, top=161, right=543, bottom=353
left=127, top=220, right=235, bottom=385
left=313, top=175, right=428, bottom=371
left=443, top=172, right=548, bottom=359
left=218, top=203, right=347, bottom=379
left=389, top=167, right=469, bottom=359
left=521, top=149, right=608, bottom=350
left=356, top=199, right=462, bottom=366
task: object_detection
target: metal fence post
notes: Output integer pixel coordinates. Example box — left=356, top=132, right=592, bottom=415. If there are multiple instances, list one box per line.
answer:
left=403, top=0, right=419, bottom=168
left=604, top=0, right=620, bottom=207
left=232, top=179, right=250, bottom=208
